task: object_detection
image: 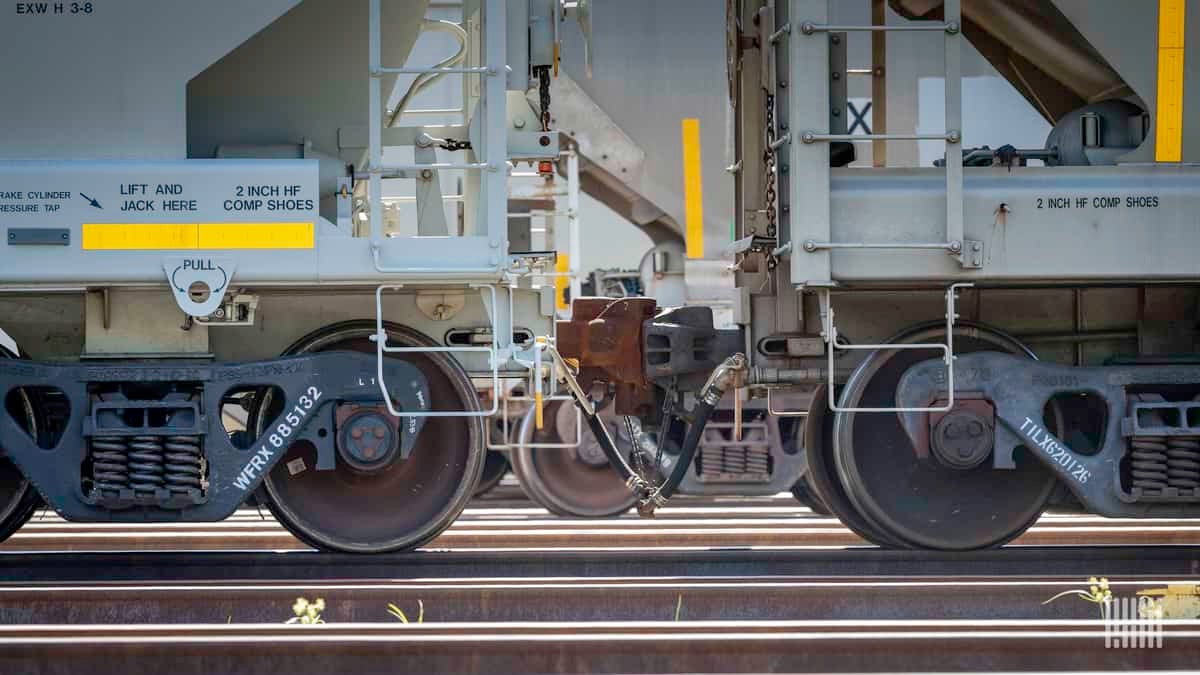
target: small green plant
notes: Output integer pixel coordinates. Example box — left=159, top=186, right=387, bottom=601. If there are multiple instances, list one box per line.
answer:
left=287, top=597, right=326, bottom=624
left=1043, top=577, right=1113, bottom=619
left=674, top=594, right=683, bottom=622
left=387, top=599, right=424, bottom=624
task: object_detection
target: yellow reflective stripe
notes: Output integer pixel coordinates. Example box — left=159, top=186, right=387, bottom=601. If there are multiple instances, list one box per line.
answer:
left=681, top=118, right=705, bottom=259
left=81, top=223, right=314, bottom=250
left=1156, top=0, right=1187, bottom=162
left=197, top=222, right=314, bottom=249
left=82, top=223, right=197, bottom=250
left=555, top=252, right=570, bottom=311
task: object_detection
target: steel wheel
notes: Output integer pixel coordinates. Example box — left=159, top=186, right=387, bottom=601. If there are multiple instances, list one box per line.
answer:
left=474, top=426, right=510, bottom=498
left=0, top=346, right=41, bottom=544
left=257, top=321, right=484, bottom=553
left=833, top=323, right=1057, bottom=551
left=802, top=386, right=908, bottom=547
left=791, top=476, right=831, bottom=515
left=510, top=399, right=637, bottom=517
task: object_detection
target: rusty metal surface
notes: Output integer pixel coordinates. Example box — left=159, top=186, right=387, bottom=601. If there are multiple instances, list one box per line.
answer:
left=556, top=297, right=657, bottom=416
left=0, top=576, right=1194, bottom=624
left=0, top=620, right=1198, bottom=673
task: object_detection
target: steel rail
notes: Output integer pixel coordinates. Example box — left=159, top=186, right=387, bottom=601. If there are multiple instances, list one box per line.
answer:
left=2, top=546, right=1198, bottom=582
left=0, top=620, right=1196, bottom=673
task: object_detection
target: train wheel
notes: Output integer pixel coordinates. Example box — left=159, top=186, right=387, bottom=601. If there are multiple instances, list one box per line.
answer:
left=802, top=386, right=908, bottom=547
left=833, top=323, right=1057, bottom=550
left=0, top=347, right=41, bottom=544
left=257, top=321, right=484, bottom=553
left=790, top=476, right=831, bottom=515
left=510, top=399, right=637, bottom=517
left=474, top=441, right=510, bottom=498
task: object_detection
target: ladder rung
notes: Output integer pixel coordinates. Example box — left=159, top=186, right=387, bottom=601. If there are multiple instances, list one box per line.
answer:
left=800, top=22, right=958, bottom=34
left=371, top=66, right=495, bottom=76
left=365, top=162, right=491, bottom=173
left=800, top=132, right=959, bottom=143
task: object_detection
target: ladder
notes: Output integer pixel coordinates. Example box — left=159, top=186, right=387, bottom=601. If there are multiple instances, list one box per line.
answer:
left=365, top=0, right=508, bottom=277
left=780, top=0, right=973, bottom=414
left=785, top=0, right=973, bottom=282
left=365, top=0, right=509, bottom=418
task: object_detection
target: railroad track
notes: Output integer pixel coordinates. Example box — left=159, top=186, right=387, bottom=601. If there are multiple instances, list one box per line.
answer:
left=1, top=620, right=1198, bottom=673
left=3, top=494, right=1199, bottom=672
left=5, top=502, right=1200, bottom=553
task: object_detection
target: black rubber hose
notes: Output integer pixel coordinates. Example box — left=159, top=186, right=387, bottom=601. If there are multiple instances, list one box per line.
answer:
left=579, top=405, right=642, bottom=487
left=656, top=399, right=716, bottom=501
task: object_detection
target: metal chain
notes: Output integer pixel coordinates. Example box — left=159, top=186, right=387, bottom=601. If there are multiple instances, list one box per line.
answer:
left=438, top=138, right=472, bottom=152
left=762, top=93, right=778, bottom=238
left=536, top=66, right=552, bottom=132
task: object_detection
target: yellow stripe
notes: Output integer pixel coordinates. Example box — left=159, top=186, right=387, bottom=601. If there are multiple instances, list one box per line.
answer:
left=681, top=118, right=705, bottom=259
left=1156, top=0, right=1187, bottom=162
left=554, top=253, right=570, bottom=311
left=81, top=222, right=314, bottom=250
left=198, top=222, right=314, bottom=249
left=82, top=223, right=198, bottom=250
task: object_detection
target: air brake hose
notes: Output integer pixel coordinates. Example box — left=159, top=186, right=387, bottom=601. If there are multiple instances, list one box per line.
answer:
left=567, top=353, right=747, bottom=516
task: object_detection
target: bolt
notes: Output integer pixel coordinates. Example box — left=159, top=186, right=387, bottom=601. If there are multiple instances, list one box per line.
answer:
left=949, top=240, right=962, bottom=253
left=945, top=21, right=960, bottom=34
left=801, top=131, right=816, bottom=144
left=831, top=107, right=840, bottom=117
left=351, top=428, right=363, bottom=439
left=539, top=135, right=551, bottom=147
left=831, top=71, right=841, bottom=80
left=420, top=169, right=433, bottom=180
left=779, top=80, right=788, bottom=89
left=800, top=22, right=816, bottom=35
left=374, top=427, right=385, bottom=438
left=831, top=34, right=841, bottom=45
left=780, top=164, right=789, bottom=174
left=804, top=240, right=817, bottom=252
left=972, top=242, right=981, bottom=251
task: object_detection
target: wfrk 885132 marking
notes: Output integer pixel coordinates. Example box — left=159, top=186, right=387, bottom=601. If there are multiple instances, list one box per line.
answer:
left=232, top=386, right=323, bottom=490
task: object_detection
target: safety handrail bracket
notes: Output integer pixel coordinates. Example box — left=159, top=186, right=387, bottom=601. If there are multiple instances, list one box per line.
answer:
left=373, top=284, right=500, bottom=418
left=822, top=283, right=972, bottom=414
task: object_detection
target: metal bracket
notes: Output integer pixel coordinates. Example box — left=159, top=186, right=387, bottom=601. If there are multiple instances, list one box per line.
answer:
left=373, top=283, right=501, bottom=418
left=821, top=282, right=973, bottom=413
left=162, top=256, right=236, bottom=318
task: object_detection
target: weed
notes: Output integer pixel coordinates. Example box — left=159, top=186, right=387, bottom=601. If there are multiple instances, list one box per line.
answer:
left=388, top=599, right=425, bottom=624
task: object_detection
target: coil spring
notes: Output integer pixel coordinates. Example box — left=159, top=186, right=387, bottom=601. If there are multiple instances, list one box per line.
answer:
left=88, top=434, right=205, bottom=501
left=90, top=437, right=129, bottom=496
left=698, top=431, right=771, bottom=477
left=128, top=435, right=166, bottom=495
left=164, top=436, right=204, bottom=494
left=1130, top=434, right=1200, bottom=493
left=1166, top=436, right=1200, bottom=488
